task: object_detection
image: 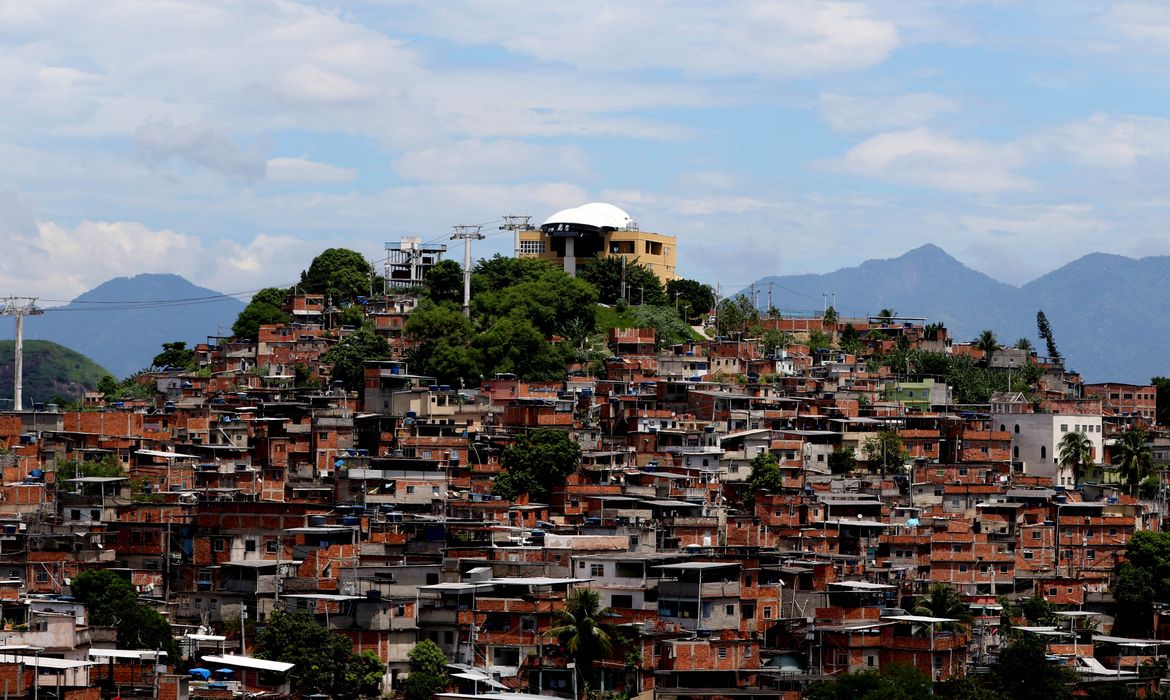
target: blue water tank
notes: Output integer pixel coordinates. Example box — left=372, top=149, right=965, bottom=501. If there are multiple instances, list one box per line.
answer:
left=342, top=516, right=359, bottom=526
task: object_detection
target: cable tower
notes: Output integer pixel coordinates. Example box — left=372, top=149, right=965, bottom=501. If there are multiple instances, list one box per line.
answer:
left=500, top=215, right=533, bottom=258
left=451, top=225, right=485, bottom=317
left=0, top=298, right=45, bottom=411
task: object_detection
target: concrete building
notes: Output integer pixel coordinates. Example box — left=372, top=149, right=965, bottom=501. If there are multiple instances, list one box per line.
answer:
left=384, top=237, right=446, bottom=290
left=517, top=202, right=677, bottom=282
left=992, top=411, right=1103, bottom=485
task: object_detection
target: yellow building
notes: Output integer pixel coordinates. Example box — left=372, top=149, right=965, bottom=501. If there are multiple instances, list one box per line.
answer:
left=517, top=202, right=678, bottom=282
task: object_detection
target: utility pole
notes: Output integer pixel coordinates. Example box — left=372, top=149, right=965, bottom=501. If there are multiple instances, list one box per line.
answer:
left=451, top=225, right=485, bottom=317
left=500, top=215, right=532, bottom=258
left=768, top=283, right=773, bottom=312
left=0, top=298, right=45, bottom=411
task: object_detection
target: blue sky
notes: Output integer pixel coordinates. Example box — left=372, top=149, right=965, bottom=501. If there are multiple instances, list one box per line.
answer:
left=3, top=1, right=1170, bottom=302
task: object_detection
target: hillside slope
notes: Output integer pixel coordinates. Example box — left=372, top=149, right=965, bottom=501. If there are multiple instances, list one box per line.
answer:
left=0, top=340, right=110, bottom=406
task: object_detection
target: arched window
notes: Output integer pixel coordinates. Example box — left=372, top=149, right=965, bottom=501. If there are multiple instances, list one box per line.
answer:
left=1040, top=445, right=1047, bottom=460
left=999, top=424, right=1005, bottom=432
left=1014, top=424, right=1020, bottom=434
left=1013, top=446, right=1019, bottom=459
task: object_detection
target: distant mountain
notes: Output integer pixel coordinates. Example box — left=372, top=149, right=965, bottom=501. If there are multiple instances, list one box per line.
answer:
left=746, top=245, right=1170, bottom=383
left=0, top=340, right=109, bottom=406
left=0, top=274, right=245, bottom=378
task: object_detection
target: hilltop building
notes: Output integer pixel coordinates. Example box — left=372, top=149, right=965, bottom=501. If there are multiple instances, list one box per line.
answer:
left=517, top=202, right=678, bottom=282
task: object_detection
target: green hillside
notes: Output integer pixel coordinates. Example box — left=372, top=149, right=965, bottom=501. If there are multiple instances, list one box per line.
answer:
left=0, top=340, right=111, bottom=406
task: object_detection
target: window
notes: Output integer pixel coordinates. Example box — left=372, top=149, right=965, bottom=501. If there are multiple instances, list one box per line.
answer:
left=579, top=561, right=586, bottom=569
left=590, top=564, right=604, bottom=577
left=1000, top=564, right=1009, bottom=573
left=958, top=564, right=968, bottom=573
left=267, top=540, right=279, bottom=554
left=725, top=604, right=735, bottom=615
left=1061, top=424, right=1068, bottom=432
left=1087, top=550, right=1096, bottom=560
left=213, top=539, right=225, bottom=552
left=35, top=570, right=48, bottom=583
left=1014, top=425, right=1020, bottom=433
left=745, top=646, right=753, bottom=658
left=245, top=539, right=257, bottom=553
left=1049, top=588, right=1058, bottom=596
left=1031, top=531, right=1042, bottom=540
left=406, top=485, right=415, bottom=494
left=762, top=606, right=773, bottom=620
left=444, top=631, right=454, bottom=645
left=611, top=594, right=633, bottom=608
left=520, top=240, right=546, bottom=254
left=717, top=648, right=728, bottom=660
left=1023, top=551, right=1034, bottom=560
left=1040, top=446, right=1047, bottom=460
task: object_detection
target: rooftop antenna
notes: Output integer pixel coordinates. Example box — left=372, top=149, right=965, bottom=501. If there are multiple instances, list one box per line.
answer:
left=500, top=215, right=533, bottom=258
left=451, top=225, right=485, bottom=317
left=1, top=297, right=45, bottom=411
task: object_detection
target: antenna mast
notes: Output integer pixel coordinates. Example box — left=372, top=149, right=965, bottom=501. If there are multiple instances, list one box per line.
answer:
left=0, top=298, right=45, bottom=411
left=451, top=225, right=485, bottom=317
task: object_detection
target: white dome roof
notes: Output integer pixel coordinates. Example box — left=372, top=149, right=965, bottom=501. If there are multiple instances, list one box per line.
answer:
left=542, top=202, right=633, bottom=230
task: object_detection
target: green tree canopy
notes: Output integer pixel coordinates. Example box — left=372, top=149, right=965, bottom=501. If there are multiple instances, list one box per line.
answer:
left=828, top=448, right=856, bottom=475
left=745, top=451, right=782, bottom=503
left=424, top=259, right=464, bottom=304
left=71, top=570, right=179, bottom=661
left=628, top=305, right=693, bottom=350
left=974, top=329, right=999, bottom=366
left=1058, top=430, right=1093, bottom=485
left=714, top=294, right=760, bottom=338
left=578, top=256, right=666, bottom=306
left=990, top=633, right=1073, bottom=700
left=803, top=663, right=932, bottom=700
left=404, top=640, right=448, bottom=700
left=666, top=278, right=715, bottom=322
left=863, top=430, right=908, bottom=475
left=1154, top=376, right=1170, bottom=426
left=546, top=588, right=619, bottom=689
left=1112, top=530, right=1170, bottom=635
left=1036, top=310, right=1062, bottom=365
left=323, top=327, right=392, bottom=391
left=256, top=609, right=384, bottom=699
left=405, top=299, right=476, bottom=385
left=232, top=287, right=290, bottom=341
left=151, top=341, right=195, bottom=371
left=1113, top=427, right=1153, bottom=495
left=471, top=255, right=558, bottom=296
left=492, top=428, right=581, bottom=502
left=912, top=583, right=971, bottom=632
left=300, top=248, right=374, bottom=303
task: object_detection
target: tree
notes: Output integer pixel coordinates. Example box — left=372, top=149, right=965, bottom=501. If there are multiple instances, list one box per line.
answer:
left=546, top=588, right=619, bottom=693
left=323, top=327, right=392, bottom=391
left=990, top=633, right=1073, bottom=700
left=804, top=663, right=932, bottom=700
left=1112, top=530, right=1170, bottom=635
left=1014, top=338, right=1034, bottom=352
left=1036, top=310, right=1062, bottom=365
left=344, top=651, right=387, bottom=700
left=912, top=583, right=971, bottom=632
left=1154, top=376, right=1170, bottom=426
left=714, top=294, right=759, bottom=338
left=745, top=451, right=782, bottom=503
left=839, top=323, right=863, bottom=356
left=822, top=306, right=838, bottom=328
left=579, top=256, right=666, bottom=306
left=405, top=299, right=476, bottom=385
left=807, top=329, right=831, bottom=351
left=404, top=640, right=448, bottom=700
left=493, top=428, right=581, bottom=502
left=973, top=329, right=998, bottom=366
left=863, top=430, right=908, bottom=475
left=71, top=570, right=179, bottom=661
left=424, top=260, right=464, bottom=304
left=471, top=255, right=557, bottom=296
left=629, top=305, right=693, bottom=350
left=1113, top=427, right=1153, bottom=495
left=666, top=279, right=715, bottom=322
left=472, top=314, right=568, bottom=381
left=828, top=448, right=856, bottom=475
left=255, top=609, right=382, bottom=698
left=761, top=328, right=794, bottom=356
left=232, top=287, right=290, bottom=341
left=876, top=308, right=895, bottom=323
left=151, top=341, right=195, bottom=370
left=300, top=248, right=374, bottom=303
left=1057, top=430, right=1093, bottom=485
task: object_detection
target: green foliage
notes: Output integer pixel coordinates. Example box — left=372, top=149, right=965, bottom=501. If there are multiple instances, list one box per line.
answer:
left=493, top=428, right=581, bottom=502
left=807, top=329, right=831, bottom=350
left=0, top=340, right=111, bottom=404
left=973, top=329, right=998, bottom=365
left=1113, top=427, right=1153, bottom=495
left=990, top=633, right=1073, bottom=700
left=1154, top=376, right=1170, bottom=426
left=471, top=255, right=558, bottom=296
left=803, top=663, right=931, bottom=700
left=839, top=323, right=863, bottom=356
left=665, top=279, right=715, bottom=322
left=1015, top=338, right=1033, bottom=352
left=56, top=455, right=125, bottom=481
left=908, top=351, right=1041, bottom=404
left=405, top=300, right=476, bottom=385
left=761, top=328, right=794, bottom=356
left=232, top=287, right=290, bottom=341
left=579, top=256, right=666, bottom=306
left=475, top=268, right=597, bottom=338
left=71, top=570, right=179, bottom=661
left=300, top=248, right=374, bottom=303
left=408, top=639, right=448, bottom=677
left=472, top=315, right=570, bottom=381
left=828, top=448, right=856, bottom=475
left=151, top=341, right=195, bottom=371
left=96, top=371, right=156, bottom=401
left=546, top=588, right=619, bottom=685
left=1018, top=595, right=1056, bottom=625
left=912, top=583, right=971, bottom=632
left=863, top=430, right=908, bottom=474
left=323, top=327, right=392, bottom=391
left=403, top=672, right=445, bottom=700
left=822, top=306, right=838, bottom=327
left=424, top=259, right=464, bottom=304
left=1112, top=530, right=1170, bottom=635
left=256, top=609, right=383, bottom=699
left=1036, top=310, right=1062, bottom=364
left=1057, top=430, right=1093, bottom=485
left=745, top=451, right=782, bottom=503
left=714, top=294, right=760, bottom=338
left=628, top=305, right=693, bottom=349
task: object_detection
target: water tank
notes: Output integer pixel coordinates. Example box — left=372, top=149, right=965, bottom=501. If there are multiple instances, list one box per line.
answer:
left=308, top=515, right=327, bottom=527
left=366, top=589, right=382, bottom=601
left=343, top=516, right=359, bottom=526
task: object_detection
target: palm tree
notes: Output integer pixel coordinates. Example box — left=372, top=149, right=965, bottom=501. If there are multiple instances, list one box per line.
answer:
left=1113, top=428, right=1153, bottom=496
left=973, top=329, right=998, bottom=367
left=1058, top=430, right=1093, bottom=486
left=1014, top=338, right=1034, bottom=352
left=546, top=588, right=619, bottom=694
left=913, top=583, right=972, bottom=633
left=877, top=308, right=895, bottom=324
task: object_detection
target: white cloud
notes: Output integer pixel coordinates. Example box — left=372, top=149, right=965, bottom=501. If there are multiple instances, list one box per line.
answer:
left=818, top=92, right=960, bottom=133
left=1036, top=113, right=1170, bottom=169
left=266, top=157, right=356, bottom=184
left=823, top=128, right=1032, bottom=194
left=136, top=119, right=268, bottom=178
left=392, top=140, right=591, bottom=184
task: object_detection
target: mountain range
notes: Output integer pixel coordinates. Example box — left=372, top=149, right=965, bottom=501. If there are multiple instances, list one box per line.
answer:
left=0, top=340, right=109, bottom=406
left=746, top=244, right=1169, bottom=383
left=0, top=274, right=244, bottom=379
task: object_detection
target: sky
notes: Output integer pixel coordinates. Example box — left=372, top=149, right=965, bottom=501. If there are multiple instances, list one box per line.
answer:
left=4, top=0, right=1170, bottom=304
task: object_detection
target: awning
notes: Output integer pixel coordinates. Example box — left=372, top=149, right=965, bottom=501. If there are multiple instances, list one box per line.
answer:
left=201, top=655, right=294, bottom=673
